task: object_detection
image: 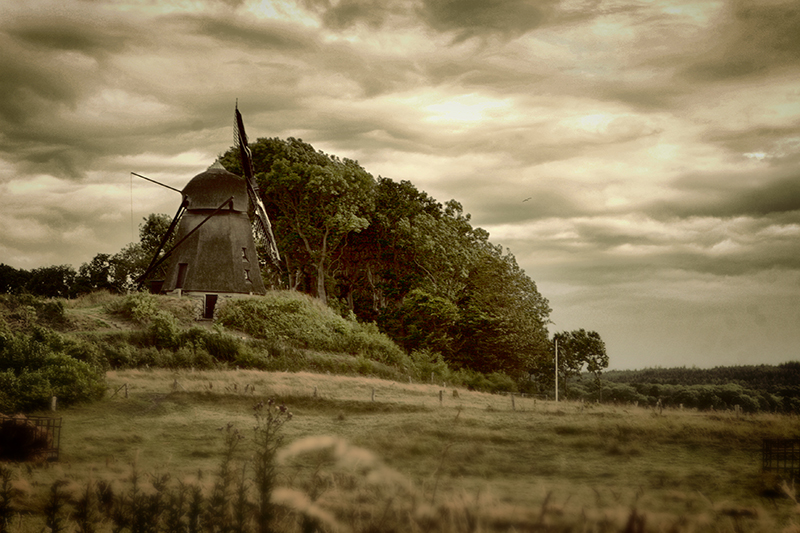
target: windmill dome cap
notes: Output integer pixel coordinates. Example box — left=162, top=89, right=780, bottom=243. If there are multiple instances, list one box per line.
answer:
left=182, top=163, right=248, bottom=211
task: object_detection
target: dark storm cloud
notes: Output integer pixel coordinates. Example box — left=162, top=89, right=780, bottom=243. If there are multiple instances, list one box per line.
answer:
left=679, top=0, right=800, bottom=82
left=647, top=171, right=800, bottom=219
left=300, top=0, right=407, bottom=30
left=172, top=13, right=314, bottom=51
left=5, top=15, right=132, bottom=57
left=418, top=0, right=559, bottom=41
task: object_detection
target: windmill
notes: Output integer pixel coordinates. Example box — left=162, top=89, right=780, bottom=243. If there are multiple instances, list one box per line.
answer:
left=137, top=104, right=280, bottom=318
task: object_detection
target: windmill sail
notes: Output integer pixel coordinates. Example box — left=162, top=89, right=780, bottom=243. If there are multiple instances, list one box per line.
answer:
left=235, top=103, right=281, bottom=265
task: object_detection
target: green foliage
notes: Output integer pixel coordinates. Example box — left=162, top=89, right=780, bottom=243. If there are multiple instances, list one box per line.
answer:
left=598, top=364, right=800, bottom=413
left=0, top=294, right=68, bottom=330
left=409, top=349, right=451, bottom=383
left=217, top=292, right=409, bottom=368
left=551, top=329, right=609, bottom=396
left=0, top=326, right=105, bottom=412
left=147, top=311, right=181, bottom=350
left=105, top=292, right=162, bottom=325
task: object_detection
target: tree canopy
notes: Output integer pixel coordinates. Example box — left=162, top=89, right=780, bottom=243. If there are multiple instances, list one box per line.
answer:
left=220, top=137, right=553, bottom=380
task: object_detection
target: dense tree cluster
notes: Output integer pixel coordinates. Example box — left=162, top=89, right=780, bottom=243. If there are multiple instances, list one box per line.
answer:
left=596, top=363, right=800, bottom=412
left=219, top=137, right=554, bottom=379
left=0, top=214, right=172, bottom=298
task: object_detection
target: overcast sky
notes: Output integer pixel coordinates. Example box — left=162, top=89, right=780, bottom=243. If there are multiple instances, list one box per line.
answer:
left=2, top=0, right=799, bottom=370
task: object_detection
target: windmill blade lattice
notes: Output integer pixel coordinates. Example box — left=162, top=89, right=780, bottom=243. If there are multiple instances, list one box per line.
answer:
left=234, top=104, right=281, bottom=266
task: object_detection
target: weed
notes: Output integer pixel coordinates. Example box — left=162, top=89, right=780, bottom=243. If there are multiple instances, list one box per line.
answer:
left=0, top=465, right=18, bottom=533
left=43, top=479, right=72, bottom=533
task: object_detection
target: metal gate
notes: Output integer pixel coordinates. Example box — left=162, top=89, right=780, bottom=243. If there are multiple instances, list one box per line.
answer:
left=0, top=416, right=62, bottom=462
left=762, top=438, right=800, bottom=480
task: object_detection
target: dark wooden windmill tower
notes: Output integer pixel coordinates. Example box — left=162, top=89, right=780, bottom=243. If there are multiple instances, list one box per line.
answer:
left=139, top=105, right=280, bottom=318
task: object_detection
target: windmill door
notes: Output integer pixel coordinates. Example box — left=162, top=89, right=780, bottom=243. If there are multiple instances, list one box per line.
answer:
left=204, top=294, right=218, bottom=319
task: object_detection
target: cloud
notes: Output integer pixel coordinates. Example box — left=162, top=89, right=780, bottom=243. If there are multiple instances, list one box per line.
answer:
left=647, top=171, right=800, bottom=219
left=678, top=0, right=800, bottom=83
left=418, top=0, right=559, bottom=41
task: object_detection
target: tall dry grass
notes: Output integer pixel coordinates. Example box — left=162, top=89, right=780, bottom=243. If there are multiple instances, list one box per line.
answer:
left=5, top=368, right=799, bottom=532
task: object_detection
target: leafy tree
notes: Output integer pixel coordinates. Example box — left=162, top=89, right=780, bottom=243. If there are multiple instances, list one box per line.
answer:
left=0, top=264, right=31, bottom=294
left=456, top=247, right=551, bottom=378
left=74, top=253, right=116, bottom=294
left=222, top=138, right=375, bottom=303
left=552, top=329, right=608, bottom=397
left=399, top=288, right=460, bottom=358
left=26, top=265, right=77, bottom=298
left=344, top=178, right=443, bottom=333
left=109, top=214, right=173, bottom=292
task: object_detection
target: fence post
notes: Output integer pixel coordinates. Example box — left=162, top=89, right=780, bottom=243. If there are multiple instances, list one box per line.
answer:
left=50, top=396, right=57, bottom=412
left=439, top=390, right=443, bottom=406
left=371, top=388, right=375, bottom=402
left=125, top=383, right=128, bottom=399
left=314, top=386, right=318, bottom=398
left=511, top=393, right=516, bottom=411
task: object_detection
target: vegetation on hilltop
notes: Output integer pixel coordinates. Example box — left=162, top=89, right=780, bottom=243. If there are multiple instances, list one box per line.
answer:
left=0, top=290, right=532, bottom=413
left=0, top=136, right=576, bottom=388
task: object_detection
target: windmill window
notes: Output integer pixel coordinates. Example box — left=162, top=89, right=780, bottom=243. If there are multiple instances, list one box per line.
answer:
left=244, top=269, right=251, bottom=282
left=176, top=263, right=188, bottom=289
left=242, top=247, right=249, bottom=262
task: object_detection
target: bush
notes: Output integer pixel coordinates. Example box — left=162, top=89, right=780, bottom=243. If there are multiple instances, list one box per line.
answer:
left=13, top=372, right=52, bottom=412
left=105, top=292, right=160, bottom=325
left=0, top=372, right=20, bottom=413
left=486, top=372, right=518, bottom=394
left=40, top=355, right=106, bottom=405
left=217, top=292, right=407, bottom=367
left=409, top=349, right=451, bottom=383
left=0, top=328, right=106, bottom=412
left=147, top=311, right=181, bottom=349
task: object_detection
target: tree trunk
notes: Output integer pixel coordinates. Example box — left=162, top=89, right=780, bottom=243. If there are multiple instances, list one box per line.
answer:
left=315, top=262, right=327, bottom=303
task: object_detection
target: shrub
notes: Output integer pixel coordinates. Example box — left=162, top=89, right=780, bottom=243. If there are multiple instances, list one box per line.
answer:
left=40, top=355, right=106, bottom=405
left=409, top=349, right=451, bottom=383
left=0, top=328, right=106, bottom=412
left=0, top=372, right=19, bottom=413
left=147, top=311, right=181, bottom=350
left=12, top=372, right=52, bottom=412
left=486, top=372, right=518, bottom=393
left=217, top=292, right=408, bottom=367
left=199, top=330, right=241, bottom=362
left=105, top=292, right=160, bottom=325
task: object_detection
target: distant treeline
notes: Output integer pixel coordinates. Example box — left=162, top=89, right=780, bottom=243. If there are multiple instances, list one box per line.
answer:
left=566, top=363, right=800, bottom=413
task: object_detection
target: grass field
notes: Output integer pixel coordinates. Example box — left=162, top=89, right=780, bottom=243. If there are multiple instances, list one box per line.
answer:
left=9, top=368, right=799, bottom=532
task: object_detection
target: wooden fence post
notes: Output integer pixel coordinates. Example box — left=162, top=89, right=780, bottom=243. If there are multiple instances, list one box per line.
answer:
left=50, top=396, right=57, bottom=412
left=439, top=390, right=443, bottom=406
left=371, top=388, right=375, bottom=402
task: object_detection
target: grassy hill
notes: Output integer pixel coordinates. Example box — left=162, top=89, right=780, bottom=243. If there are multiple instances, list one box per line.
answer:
left=2, top=292, right=800, bottom=531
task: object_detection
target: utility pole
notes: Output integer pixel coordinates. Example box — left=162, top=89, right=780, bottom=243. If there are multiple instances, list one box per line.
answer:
left=555, top=337, right=559, bottom=402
